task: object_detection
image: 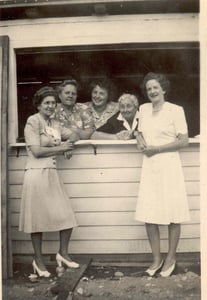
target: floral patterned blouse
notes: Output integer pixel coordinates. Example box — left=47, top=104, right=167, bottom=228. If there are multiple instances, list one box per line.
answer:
left=54, top=103, right=94, bottom=130
left=85, top=101, right=119, bottom=129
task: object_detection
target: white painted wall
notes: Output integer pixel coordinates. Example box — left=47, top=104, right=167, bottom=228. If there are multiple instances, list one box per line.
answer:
left=9, top=143, right=200, bottom=255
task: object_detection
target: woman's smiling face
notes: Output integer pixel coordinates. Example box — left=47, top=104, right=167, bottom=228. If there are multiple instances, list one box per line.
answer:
left=91, top=85, right=109, bottom=108
left=38, top=96, right=56, bottom=118
left=146, top=79, right=165, bottom=103
left=59, top=84, right=77, bottom=107
left=119, top=98, right=137, bottom=122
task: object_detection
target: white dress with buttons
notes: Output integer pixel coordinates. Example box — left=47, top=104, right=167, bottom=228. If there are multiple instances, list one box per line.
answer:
left=135, top=102, right=190, bottom=225
left=19, top=113, right=77, bottom=233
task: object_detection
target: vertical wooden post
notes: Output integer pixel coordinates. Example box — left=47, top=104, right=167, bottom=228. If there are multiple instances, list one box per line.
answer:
left=0, top=36, right=12, bottom=278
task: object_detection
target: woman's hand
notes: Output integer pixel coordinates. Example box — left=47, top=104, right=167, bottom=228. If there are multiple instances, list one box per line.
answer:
left=61, top=140, right=74, bottom=152
left=116, top=130, right=133, bottom=140
left=136, top=133, right=147, bottom=151
left=60, top=140, right=74, bottom=159
left=64, top=150, right=73, bottom=160
left=143, top=146, right=159, bottom=157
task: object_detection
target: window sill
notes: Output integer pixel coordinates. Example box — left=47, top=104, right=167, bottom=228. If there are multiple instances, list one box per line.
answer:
left=9, top=137, right=200, bottom=156
left=9, top=137, right=200, bottom=147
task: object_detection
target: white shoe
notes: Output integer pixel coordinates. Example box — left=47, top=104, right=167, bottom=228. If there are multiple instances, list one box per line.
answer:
left=145, top=260, right=164, bottom=277
left=32, top=260, right=51, bottom=278
left=56, top=253, right=79, bottom=269
left=160, top=262, right=176, bottom=277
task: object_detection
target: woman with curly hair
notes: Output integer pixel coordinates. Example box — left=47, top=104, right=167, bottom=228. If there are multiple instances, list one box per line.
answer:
left=19, top=86, right=80, bottom=278
left=136, top=72, right=190, bottom=277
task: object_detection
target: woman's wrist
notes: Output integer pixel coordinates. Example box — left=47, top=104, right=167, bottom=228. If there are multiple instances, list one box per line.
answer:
left=157, top=146, right=162, bottom=153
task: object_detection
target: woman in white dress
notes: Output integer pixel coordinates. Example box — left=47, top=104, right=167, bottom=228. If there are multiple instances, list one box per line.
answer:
left=135, top=72, right=190, bottom=277
left=19, top=86, right=80, bottom=277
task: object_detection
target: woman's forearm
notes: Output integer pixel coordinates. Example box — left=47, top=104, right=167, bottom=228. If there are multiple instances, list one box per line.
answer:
left=30, top=145, right=70, bottom=158
left=158, top=134, right=189, bottom=153
left=91, top=131, right=118, bottom=140
left=77, top=128, right=94, bottom=139
left=136, top=132, right=147, bottom=149
left=142, top=133, right=188, bottom=157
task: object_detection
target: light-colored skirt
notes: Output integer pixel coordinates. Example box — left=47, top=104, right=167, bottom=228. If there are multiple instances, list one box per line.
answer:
left=135, top=152, right=190, bottom=225
left=19, top=168, right=77, bottom=233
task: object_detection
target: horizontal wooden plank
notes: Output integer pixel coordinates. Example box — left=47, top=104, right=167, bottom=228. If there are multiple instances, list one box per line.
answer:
left=12, top=238, right=200, bottom=255
left=8, top=145, right=95, bottom=157
left=8, top=143, right=199, bottom=158
left=183, top=167, right=200, bottom=181
left=10, top=195, right=200, bottom=213
left=64, top=182, right=200, bottom=197
left=2, top=14, right=198, bottom=51
left=51, top=152, right=201, bottom=169
left=96, top=144, right=199, bottom=154
left=8, top=165, right=199, bottom=184
left=11, top=210, right=200, bottom=227
left=8, top=151, right=199, bottom=170
left=11, top=223, right=200, bottom=241
left=9, top=181, right=200, bottom=199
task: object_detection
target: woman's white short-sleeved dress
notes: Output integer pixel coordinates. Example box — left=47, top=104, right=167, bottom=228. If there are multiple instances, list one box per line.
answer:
left=135, top=102, right=190, bottom=225
left=19, top=113, right=77, bottom=233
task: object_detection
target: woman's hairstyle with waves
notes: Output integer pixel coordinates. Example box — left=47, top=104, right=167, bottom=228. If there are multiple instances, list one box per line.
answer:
left=141, top=72, right=170, bottom=99
left=32, top=86, right=58, bottom=108
left=56, top=78, right=80, bottom=95
left=118, top=93, right=139, bottom=108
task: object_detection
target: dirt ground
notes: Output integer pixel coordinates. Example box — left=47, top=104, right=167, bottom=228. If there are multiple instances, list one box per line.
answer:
left=2, top=262, right=201, bottom=300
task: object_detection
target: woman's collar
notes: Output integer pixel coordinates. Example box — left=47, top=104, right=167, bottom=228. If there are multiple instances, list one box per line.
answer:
left=117, top=111, right=139, bottom=130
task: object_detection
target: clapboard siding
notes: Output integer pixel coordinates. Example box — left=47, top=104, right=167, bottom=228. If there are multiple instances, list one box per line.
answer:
left=8, top=144, right=200, bottom=255
left=9, top=166, right=199, bottom=183
left=11, top=210, right=200, bottom=227
left=10, top=196, right=200, bottom=213
left=8, top=150, right=199, bottom=170
left=8, top=181, right=200, bottom=199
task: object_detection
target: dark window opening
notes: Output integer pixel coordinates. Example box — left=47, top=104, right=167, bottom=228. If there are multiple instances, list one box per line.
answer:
left=16, top=42, right=199, bottom=140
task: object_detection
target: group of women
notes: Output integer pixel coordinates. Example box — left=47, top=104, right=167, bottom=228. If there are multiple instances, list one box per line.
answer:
left=19, top=72, right=190, bottom=279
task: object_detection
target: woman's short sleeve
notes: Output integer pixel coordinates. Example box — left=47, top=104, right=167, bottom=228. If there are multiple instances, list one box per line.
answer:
left=138, top=105, right=144, bottom=132
left=24, top=115, right=41, bottom=146
left=173, top=106, right=188, bottom=135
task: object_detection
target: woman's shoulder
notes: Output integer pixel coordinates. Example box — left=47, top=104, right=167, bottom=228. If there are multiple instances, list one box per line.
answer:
left=84, top=101, right=92, bottom=107
left=75, top=102, right=89, bottom=110
left=107, top=101, right=119, bottom=111
left=139, top=102, right=151, bottom=111
left=24, top=114, right=41, bottom=136
left=165, top=101, right=184, bottom=112
left=26, top=113, right=40, bottom=125
left=108, top=111, right=120, bottom=122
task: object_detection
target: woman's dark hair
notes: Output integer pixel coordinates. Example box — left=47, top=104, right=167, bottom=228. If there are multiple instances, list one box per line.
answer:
left=90, top=78, right=114, bottom=101
left=141, top=72, right=170, bottom=99
left=56, top=78, right=80, bottom=94
left=32, top=86, right=58, bottom=108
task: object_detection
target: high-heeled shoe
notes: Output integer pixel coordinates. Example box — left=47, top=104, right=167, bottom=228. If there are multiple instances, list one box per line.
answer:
left=145, top=260, right=164, bottom=277
left=32, top=260, right=51, bottom=278
left=56, top=253, right=80, bottom=269
left=160, top=262, right=176, bottom=277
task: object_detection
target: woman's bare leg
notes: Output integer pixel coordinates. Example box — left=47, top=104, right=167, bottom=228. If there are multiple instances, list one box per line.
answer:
left=59, top=228, right=73, bottom=260
left=162, top=223, right=180, bottom=271
left=145, top=223, right=162, bottom=269
left=31, top=232, right=47, bottom=270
